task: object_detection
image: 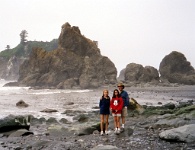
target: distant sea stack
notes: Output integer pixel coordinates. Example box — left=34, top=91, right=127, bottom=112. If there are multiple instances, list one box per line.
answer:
left=159, top=51, right=195, bottom=85
left=18, top=22, right=117, bottom=89
left=118, top=63, right=159, bottom=84
left=125, top=63, right=159, bottom=83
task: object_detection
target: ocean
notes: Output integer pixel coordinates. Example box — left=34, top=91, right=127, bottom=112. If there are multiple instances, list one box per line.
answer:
left=0, top=79, right=96, bottom=121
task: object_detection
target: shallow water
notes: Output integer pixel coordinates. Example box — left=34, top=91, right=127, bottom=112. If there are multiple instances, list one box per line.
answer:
left=0, top=79, right=95, bottom=120
left=0, top=79, right=195, bottom=121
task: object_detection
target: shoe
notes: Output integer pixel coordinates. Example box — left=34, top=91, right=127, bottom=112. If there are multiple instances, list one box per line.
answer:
left=114, top=128, right=117, bottom=134
left=121, top=124, right=125, bottom=129
left=105, top=130, right=108, bottom=135
left=100, top=131, right=104, bottom=136
left=117, top=129, right=121, bottom=134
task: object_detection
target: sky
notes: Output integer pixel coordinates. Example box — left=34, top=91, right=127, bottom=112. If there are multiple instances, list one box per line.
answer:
left=0, top=0, right=195, bottom=74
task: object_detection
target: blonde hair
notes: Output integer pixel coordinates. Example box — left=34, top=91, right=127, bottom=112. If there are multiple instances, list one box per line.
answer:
left=102, top=89, right=109, bottom=97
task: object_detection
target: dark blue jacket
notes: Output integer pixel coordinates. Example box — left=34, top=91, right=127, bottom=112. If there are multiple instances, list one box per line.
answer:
left=99, top=96, right=110, bottom=115
left=120, top=90, right=129, bottom=107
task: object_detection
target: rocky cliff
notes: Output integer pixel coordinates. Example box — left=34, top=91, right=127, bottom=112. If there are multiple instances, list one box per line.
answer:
left=118, top=68, right=126, bottom=81
left=0, top=57, right=7, bottom=78
left=124, top=63, right=159, bottom=83
left=0, top=40, right=58, bottom=80
left=159, top=51, right=195, bottom=84
left=18, top=22, right=117, bottom=88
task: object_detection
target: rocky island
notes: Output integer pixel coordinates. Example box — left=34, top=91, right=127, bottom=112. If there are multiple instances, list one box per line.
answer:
left=18, top=22, right=117, bottom=89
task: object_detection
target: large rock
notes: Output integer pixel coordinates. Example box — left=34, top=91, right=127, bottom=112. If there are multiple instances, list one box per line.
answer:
left=159, top=124, right=195, bottom=143
left=118, top=68, right=126, bottom=81
left=18, top=22, right=117, bottom=89
left=1, top=56, right=25, bottom=80
left=91, top=145, right=121, bottom=150
left=0, top=115, right=31, bottom=133
left=159, top=51, right=195, bottom=84
left=16, top=100, right=29, bottom=107
left=124, top=63, right=159, bottom=83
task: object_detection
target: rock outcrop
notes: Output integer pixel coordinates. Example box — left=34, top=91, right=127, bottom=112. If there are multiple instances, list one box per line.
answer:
left=159, top=51, right=195, bottom=84
left=0, top=115, right=31, bottom=133
left=159, top=124, right=195, bottom=143
left=124, top=63, right=159, bottom=83
left=118, top=68, right=126, bottom=81
left=0, top=57, right=7, bottom=78
left=18, top=22, right=117, bottom=88
left=1, top=56, right=26, bottom=80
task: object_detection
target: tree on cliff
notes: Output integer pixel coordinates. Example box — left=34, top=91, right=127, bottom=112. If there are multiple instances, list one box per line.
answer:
left=20, top=30, right=28, bottom=45
left=5, top=45, right=10, bottom=50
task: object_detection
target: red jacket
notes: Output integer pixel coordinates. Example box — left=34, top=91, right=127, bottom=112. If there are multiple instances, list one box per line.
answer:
left=110, top=97, right=124, bottom=114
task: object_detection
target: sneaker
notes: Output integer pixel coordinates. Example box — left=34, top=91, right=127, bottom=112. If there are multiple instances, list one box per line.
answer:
left=114, top=128, right=118, bottom=134
left=100, top=131, right=104, bottom=136
left=117, top=129, right=121, bottom=134
left=121, top=124, right=125, bottom=129
left=105, top=130, right=108, bottom=135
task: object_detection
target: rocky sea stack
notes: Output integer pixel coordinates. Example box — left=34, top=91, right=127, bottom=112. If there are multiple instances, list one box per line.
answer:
left=118, top=63, right=159, bottom=84
left=159, top=51, right=195, bottom=85
left=18, top=22, right=117, bottom=89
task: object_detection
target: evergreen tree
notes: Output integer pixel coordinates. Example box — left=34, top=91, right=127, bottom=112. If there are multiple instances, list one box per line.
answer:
left=20, top=30, right=28, bottom=44
left=5, top=45, right=10, bottom=50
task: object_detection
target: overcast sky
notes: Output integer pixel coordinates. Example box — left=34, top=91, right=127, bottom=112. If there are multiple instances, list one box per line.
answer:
left=0, top=0, right=195, bottom=73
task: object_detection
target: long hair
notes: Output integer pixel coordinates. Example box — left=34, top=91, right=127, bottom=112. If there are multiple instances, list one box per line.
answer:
left=112, top=89, right=121, bottom=98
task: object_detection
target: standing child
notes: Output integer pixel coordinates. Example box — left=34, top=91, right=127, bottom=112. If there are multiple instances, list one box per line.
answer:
left=99, top=89, right=110, bottom=135
left=110, top=89, right=123, bottom=134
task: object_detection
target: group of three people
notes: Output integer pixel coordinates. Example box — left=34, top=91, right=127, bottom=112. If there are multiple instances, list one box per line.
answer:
left=99, top=83, right=129, bottom=135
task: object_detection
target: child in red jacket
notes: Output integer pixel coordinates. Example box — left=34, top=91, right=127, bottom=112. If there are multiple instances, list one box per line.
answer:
left=110, top=89, right=124, bottom=134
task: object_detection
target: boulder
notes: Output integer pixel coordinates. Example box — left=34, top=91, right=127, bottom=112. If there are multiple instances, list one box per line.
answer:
left=18, top=22, right=117, bottom=89
left=16, top=100, right=29, bottom=107
left=159, top=124, right=195, bottom=143
left=30, top=117, right=46, bottom=126
left=47, top=125, right=69, bottom=136
left=124, top=63, right=159, bottom=83
left=162, top=102, right=176, bottom=110
left=73, top=114, right=89, bottom=123
left=128, top=98, right=144, bottom=113
left=0, top=115, right=31, bottom=133
left=159, top=51, right=195, bottom=84
left=8, top=129, right=33, bottom=137
left=64, top=102, right=74, bottom=105
left=91, top=144, right=121, bottom=150
left=72, top=123, right=100, bottom=136
left=46, top=117, right=58, bottom=125
left=40, top=108, right=58, bottom=113
left=155, top=117, right=194, bottom=128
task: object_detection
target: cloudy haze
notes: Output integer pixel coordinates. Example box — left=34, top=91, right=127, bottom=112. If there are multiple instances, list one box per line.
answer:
left=0, top=0, right=195, bottom=73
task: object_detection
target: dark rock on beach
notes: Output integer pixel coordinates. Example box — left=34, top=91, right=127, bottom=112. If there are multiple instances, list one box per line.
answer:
left=0, top=115, right=31, bottom=133
left=159, top=51, right=195, bottom=85
left=40, top=108, right=58, bottom=113
left=16, top=100, right=29, bottom=107
left=18, top=22, right=117, bottom=89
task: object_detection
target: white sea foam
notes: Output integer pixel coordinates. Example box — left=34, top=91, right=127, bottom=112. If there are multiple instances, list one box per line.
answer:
left=29, top=89, right=93, bottom=95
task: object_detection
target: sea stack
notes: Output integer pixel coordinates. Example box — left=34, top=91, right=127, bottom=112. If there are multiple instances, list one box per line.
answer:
left=18, top=22, right=117, bottom=88
left=159, top=51, right=195, bottom=85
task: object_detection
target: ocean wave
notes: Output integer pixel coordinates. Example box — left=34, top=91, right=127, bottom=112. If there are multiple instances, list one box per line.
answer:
left=29, top=89, right=93, bottom=95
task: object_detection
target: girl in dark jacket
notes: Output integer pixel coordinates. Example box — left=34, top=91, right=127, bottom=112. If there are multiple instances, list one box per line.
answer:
left=99, top=89, right=110, bottom=135
left=110, top=89, right=123, bottom=134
